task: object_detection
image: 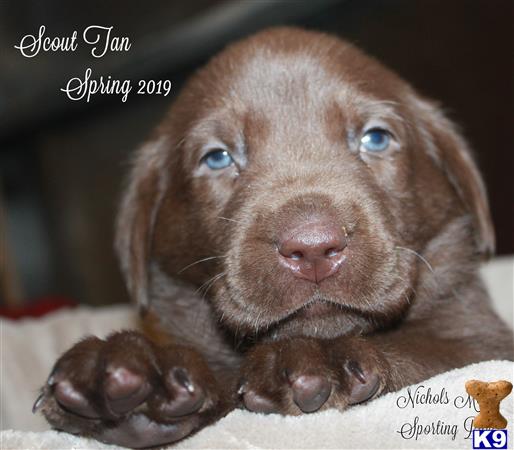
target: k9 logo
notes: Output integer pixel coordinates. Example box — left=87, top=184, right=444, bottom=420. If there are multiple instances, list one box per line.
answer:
left=472, top=429, right=508, bottom=449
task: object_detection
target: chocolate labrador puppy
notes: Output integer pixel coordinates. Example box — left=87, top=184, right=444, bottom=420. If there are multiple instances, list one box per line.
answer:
left=35, top=28, right=513, bottom=448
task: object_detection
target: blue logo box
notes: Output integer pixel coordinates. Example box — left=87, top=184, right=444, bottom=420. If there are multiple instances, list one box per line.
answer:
left=472, top=429, right=508, bottom=449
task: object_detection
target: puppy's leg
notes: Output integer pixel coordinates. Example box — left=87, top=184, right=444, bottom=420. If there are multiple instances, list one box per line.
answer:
left=240, top=320, right=513, bottom=415
left=36, top=328, right=236, bottom=448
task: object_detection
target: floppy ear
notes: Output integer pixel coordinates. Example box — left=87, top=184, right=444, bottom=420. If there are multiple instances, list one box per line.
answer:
left=415, top=98, right=495, bottom=257
left=115, top=138, right=170, bottom=313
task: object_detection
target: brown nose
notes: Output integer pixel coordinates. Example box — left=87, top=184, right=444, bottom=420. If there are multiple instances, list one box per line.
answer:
left=277, top=220, right=347, bottom=283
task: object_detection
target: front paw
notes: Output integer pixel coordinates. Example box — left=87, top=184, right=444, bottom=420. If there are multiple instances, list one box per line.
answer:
left=239, top=337, right=386, bottom=415
left=34, top=331, right=228, bottom=448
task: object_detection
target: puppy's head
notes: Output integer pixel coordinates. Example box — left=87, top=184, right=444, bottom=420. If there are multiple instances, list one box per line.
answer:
left=116, top=28, right=494, bottom=338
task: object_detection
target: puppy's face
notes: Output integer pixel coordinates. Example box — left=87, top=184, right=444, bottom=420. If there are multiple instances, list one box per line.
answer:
left=117, top=28, right=494, bottom=339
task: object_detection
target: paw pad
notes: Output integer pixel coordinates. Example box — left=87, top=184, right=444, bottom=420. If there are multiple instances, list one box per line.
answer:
left=242, top=390, right=278, bottom=414
left=105, top=366, right=151, bottom=414
left=290, top=374, right=332, bottom=413
left=54, top=378, right=99, bottom=418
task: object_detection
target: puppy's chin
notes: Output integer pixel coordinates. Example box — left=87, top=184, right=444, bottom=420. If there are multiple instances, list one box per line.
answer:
left=266, top=307, right=373, bottom=340
left=213, top=270, right=413, bottom=339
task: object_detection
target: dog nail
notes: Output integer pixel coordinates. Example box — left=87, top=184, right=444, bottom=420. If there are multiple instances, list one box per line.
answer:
left=173, top=368, right=195, bottom=394
left=32, top=392, right=45, bottom=413
left=237, top=381, right=247, bottom=396
left=346, top=360, right=367, bottom=384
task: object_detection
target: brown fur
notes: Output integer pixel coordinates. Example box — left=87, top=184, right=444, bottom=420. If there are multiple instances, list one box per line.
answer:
left=36, top=28, right=513, bottom=448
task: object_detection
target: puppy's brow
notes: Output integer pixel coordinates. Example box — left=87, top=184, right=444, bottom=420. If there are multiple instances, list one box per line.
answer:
left=356, top=99, right=406, bottom=125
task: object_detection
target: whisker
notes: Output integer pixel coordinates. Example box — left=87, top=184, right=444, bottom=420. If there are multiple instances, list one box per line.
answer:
left=217, top=216, right=243, bottom=225
left=204, top=273, right=226, bottom=296
left=192, top=272, right=226, bottom=332
left=177, top=255, right=225, bottom=274
left=395, top=246, right=434, bottom=273
left=195, top=272, right=226, bottom=296
left=198, top=273, right=226, bottom=319
left=394, top=274, right=418, bottom=297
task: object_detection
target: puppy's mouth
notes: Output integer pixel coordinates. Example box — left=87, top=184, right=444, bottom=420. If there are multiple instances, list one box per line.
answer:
left=264, top=265, right=414, bottom=329
left=285, top=290, right=345, bottom=320
left=293, top=297, right=341, bottom=319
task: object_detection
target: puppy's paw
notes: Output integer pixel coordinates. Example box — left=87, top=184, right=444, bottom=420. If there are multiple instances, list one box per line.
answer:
left=34, top=331, right=228, bottom=448
left=239, top=337, right=386, bottom=415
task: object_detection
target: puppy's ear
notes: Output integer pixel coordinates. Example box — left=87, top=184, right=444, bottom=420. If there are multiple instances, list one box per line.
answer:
left=115, top=138, right=170, bottom=313
left=416, top=98, right=495, bottom=257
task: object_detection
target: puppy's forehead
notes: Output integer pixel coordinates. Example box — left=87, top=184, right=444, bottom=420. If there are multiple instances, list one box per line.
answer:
left=203, top=30, right=409, bottom=126
left=232, top=52, right=346, bottom=107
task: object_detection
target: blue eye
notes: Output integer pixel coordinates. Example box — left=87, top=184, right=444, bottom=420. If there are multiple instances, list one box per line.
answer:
left=203, top=149, right=234, bottom=170
left=360, top=129, right=391, bottom=152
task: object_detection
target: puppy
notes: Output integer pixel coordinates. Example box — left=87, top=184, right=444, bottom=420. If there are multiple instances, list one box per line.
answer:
left=35, top=28, right=513, bottom=448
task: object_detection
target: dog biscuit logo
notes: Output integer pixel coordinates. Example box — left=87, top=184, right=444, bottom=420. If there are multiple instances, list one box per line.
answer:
left=465, top=379, right=512, bottom=449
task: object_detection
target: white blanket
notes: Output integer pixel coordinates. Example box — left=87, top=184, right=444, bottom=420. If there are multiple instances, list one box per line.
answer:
left=1, top=257, right=513, bottom=449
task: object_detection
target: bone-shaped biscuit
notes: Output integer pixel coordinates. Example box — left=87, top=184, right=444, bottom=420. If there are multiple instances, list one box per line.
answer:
left=465, top=379, right=512, bottom=429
